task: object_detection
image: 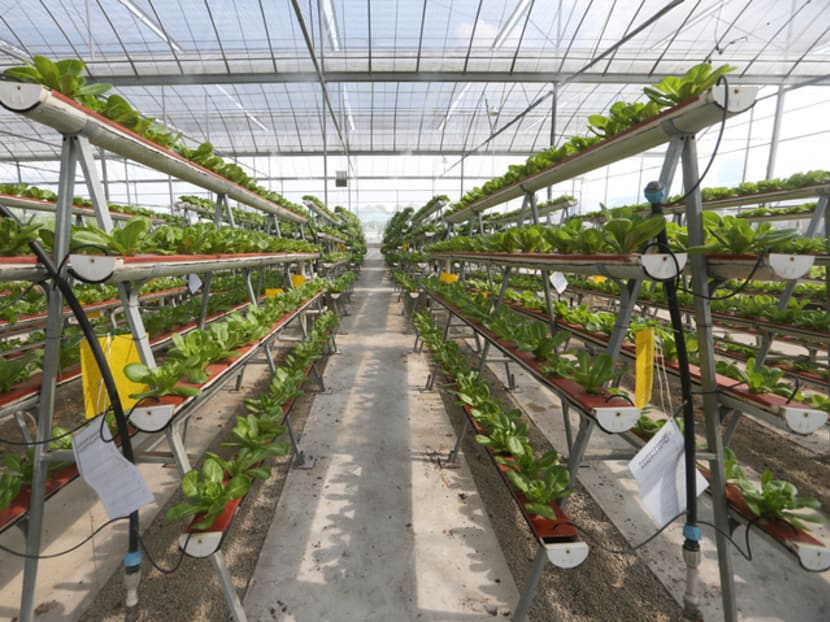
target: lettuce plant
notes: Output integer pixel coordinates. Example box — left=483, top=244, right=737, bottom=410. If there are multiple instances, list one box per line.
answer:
left=164, top=457, right=251, bottom=531
left=644, top=62, right=735, bottom=107
left=0, top=217, right=41, bottom=256
left=567, top=351, right=625, bottom=394
left=3, top=56, right=111, bottom=105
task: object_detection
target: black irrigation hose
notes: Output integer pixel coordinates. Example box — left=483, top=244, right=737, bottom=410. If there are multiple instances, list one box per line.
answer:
left=0, top=413, right=100, bottom=446
left=665, top=75, right=730, bottom=208
left=138, top=532, right=191, bottom=575
left=0, top=203, right=141, bottom=568
left=0, top=517, right=127, bottom=559
left=544, top=512, right=756, bottom=563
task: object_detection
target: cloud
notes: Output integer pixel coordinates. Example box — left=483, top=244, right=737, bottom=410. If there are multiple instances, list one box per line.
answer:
left=455, top=18, right=499, bottom=45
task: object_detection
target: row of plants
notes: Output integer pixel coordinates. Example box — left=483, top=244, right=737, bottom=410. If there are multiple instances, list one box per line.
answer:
left=120, top=280, right=328, bottom=401
left=302, top=195, right=339, bottom=223
left=1, top=297, right=339, bottom=521
left=392, top=271, right=420, bottom=293
left=427, top=211, right=822, bottom=255
left=579, top=170, right=830, bottom=221
left=735, top=201, right=818, bottom=220
left=0, top=285, right=254, bottom=395
left=0, top=271, right=314, bottom=396
left=326, top=271, right=357, bottom=295
left=411, top=194, right=450, bottom=224
left=424, top=278, right=626, bottom=396
left=318, top=251, right=351, bottom=265
left=422, top=275, right=828, bottom=535
left=164, top=309, right=338, bottom=530
left=0, top=215, right=319, bottom=257
left=444, top=63, right=734, bottom=215
left=629, top=416, right=822, bottom=532
left=562, top=273, right=830, bottom=334
left=3, top=56, right=309, bottom=220
left=0, top=276, right=195, bottom=325
left=381, top=207, right=414, bottom=255
left=384, top=250, right=429, bottom=267
left=314, top=224, right=348, bottom=242
left=480, top=194, right=576, bottom=228
left=457, top=276, right=830, bottom=415
left=413, top=310, right=570, bottom=521
left=0, top=181, right=184, bottom=225
left=1, top=424, right=73, bottom=511
left=177, top=194, right=268, bottom=229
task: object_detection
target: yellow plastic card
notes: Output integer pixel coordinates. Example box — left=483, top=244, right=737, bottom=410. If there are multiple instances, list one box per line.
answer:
left=635, top=328, right=654, bottom=408
left=80, top=334, right=146, bottom=419
left=589, top=275, right=607, bottom=285
left=439, top=271, right=458, bottom=284
left=291, top=274, right=306, bottom=287
left=265, top=288, right=284, bottom=298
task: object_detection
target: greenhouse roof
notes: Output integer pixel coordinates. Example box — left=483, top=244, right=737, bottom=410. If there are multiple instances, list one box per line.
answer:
left=0, top=0, right=829, bottom=162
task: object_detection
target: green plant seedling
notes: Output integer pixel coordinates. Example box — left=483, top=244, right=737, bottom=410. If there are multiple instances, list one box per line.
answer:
left=568, top=351, right=625, bottom=394
left=164, top=457, right=252, bottom=530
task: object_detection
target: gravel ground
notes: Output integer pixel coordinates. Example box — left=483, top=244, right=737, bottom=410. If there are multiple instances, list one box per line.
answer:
left=79, top=347, right=325, bottom=622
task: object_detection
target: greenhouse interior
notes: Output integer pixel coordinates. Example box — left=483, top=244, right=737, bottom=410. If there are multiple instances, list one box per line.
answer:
left=0, top=1, right=829, bottom=621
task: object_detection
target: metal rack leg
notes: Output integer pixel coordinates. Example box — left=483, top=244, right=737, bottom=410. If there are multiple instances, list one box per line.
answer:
left=210, top=550, right=247, bottom=622
left=513, top=545, right=547, bottom=622
left=284, top=412, right=314, bottom=469
left=447, top=417, right=469, bottom=464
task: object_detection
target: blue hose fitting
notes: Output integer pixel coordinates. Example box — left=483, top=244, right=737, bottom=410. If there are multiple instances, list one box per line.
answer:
left=683, top=524, right=701, bottom=542
left=124, top=550, right=142, bottom=569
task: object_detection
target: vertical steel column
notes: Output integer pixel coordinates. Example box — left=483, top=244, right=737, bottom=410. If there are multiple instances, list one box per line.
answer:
left=77, top=138, right=114, bottom=231
left=603, top=279, right=641, bottom=360
left=547, top=83, right=557, bottom=204
left=98, top=148, right=111, bottom=204
left=765, top=88, right=786, bottom=181
left=19, top=137, right=78, bottom=622
left=755, top=195, right=827, bottom=364
left=513, top=545, right=547, bottom=622
left=683, top=135, right=737, bottom=622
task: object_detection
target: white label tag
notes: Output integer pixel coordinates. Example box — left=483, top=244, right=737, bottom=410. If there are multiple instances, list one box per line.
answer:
left=72, top=423, right=154, bottom=520
left=549, top=271, right=568, bottom=294
left=628, top=420, right=708, bottom=527
left=188, top=273, right=203, bottom=294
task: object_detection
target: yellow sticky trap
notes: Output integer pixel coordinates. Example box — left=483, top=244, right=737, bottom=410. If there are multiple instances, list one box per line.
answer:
left=590, top=275, right=607, bottom=285
left=401, top=242, right=409, bottom=252
left=439, top=271, right=459, bottom=284
left=80, top=334, right=146, bottom=419
left=635, top=328, right=654, bottom=409
left=291, top=274, right=306, bottom=288
left=87, top=311, right=101, bottom=319
left=265, top=288, right=284, bottom=298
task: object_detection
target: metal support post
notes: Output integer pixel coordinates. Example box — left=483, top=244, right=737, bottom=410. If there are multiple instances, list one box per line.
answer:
left=283, top=412, right=313, bottom=469
left=604, top=279, right=642, bottom=359
left=512, top=545, right=548, bottom=622
left=19, top=137, right=78, bottom=622
left=683, top=135, right=737, bottom=622
left=209, top=549, right=248, bottom=622
left=118, top=282, right=156, bottom=368
left=198, top=273, right=213, bottom=329
left=565, top=416, right=594, bottom=483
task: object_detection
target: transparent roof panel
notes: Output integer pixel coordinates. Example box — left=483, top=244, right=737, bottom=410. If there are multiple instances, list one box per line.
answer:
left=0, top=0, right=827, bottom=164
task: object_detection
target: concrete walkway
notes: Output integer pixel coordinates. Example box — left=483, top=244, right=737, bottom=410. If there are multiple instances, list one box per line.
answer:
left=244, top=249, right=518, bottom=621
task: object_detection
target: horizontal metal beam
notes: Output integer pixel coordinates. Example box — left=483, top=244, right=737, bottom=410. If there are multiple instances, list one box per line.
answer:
left=0, top=148, right=534, bottom=163
left=92, top=69, right=826, bottom=88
